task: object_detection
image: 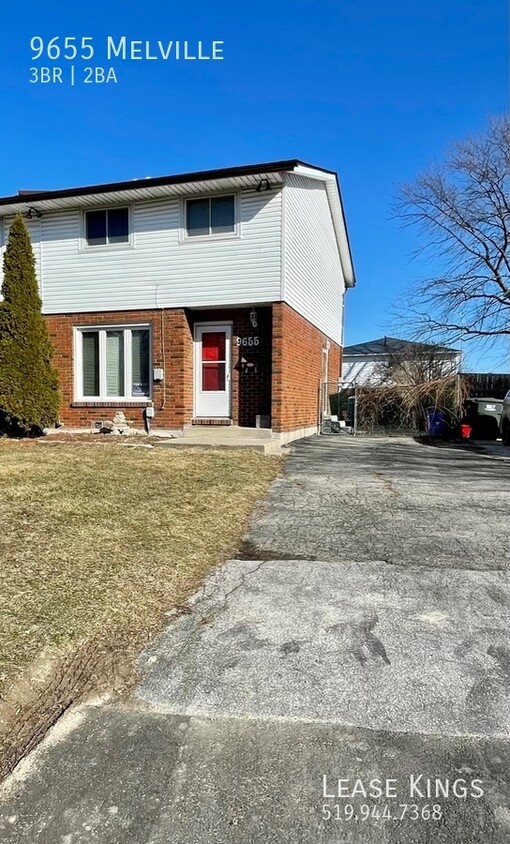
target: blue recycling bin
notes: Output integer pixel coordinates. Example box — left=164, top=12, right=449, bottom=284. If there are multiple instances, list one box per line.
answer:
left=426, top=409, right=447, bottom=436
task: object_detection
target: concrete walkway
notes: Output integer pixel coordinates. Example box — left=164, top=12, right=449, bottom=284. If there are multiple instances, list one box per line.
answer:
left=1, top=436, right=509, bottom=843
left=154, top=425, right=284, bottom=454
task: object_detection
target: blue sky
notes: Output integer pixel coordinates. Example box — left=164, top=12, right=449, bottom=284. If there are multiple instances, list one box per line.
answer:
left=0, top=0, right=507, bottom=370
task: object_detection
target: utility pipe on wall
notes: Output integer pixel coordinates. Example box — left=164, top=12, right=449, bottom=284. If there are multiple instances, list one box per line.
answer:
left=323, top=340, right=330, bottom=413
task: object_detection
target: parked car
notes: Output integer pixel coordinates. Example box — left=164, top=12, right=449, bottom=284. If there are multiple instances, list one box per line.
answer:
left=501, top=390, right=510, bottom=446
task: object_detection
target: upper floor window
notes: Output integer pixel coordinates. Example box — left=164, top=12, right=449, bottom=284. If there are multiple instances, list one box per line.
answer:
left=185, top=195, right=236, bottom=238
left=85, top=207, right=129, bottom=246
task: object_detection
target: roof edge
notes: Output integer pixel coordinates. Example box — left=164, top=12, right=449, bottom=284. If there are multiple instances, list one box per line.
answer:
left=0, top=159, right=334, bottom=208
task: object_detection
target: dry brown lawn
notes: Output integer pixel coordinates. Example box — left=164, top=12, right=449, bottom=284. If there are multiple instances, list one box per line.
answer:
left=0, top=440, right=281, bottom=697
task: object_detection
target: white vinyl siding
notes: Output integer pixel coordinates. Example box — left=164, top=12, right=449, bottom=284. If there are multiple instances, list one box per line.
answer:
left=283, top=173, right=346, bottom=345
left=342, top=353, right=462, bottom=385
left=0, top=189, right=282, bottom=313
left=0, top=173, right=350, bottom=348
left=341, top=356, right=384, bottom=385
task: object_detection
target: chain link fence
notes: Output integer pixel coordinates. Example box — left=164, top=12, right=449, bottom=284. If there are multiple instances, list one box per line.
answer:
left=320, top=376, right=468, bottom=436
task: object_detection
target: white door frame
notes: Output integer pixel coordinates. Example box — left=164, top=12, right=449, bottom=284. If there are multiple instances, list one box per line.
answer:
left=193, top=321, right=233, bottom=418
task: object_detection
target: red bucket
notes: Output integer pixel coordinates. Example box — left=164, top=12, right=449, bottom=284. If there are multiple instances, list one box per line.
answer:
left=460, top=423, right=472, bottom=439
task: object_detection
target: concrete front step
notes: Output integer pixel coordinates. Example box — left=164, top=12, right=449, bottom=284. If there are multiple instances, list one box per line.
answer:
left=156, top=425, right=282, bottom=453
left=183, top=425, right=273, bottom=441
left=154, top=437, right=282, bottom=455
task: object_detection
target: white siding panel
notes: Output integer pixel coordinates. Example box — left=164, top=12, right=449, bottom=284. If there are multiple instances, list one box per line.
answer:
left=283, top=173, right=345, bottom=345
left=342, top=356, right=381, bottom=384
left=1, top=190, right=282, bottom=313
left=342, top=353, right=462, bottom=385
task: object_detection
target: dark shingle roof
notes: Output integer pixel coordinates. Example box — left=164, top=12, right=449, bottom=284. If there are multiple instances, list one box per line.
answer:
left=343, top=337, right=460, bottom=356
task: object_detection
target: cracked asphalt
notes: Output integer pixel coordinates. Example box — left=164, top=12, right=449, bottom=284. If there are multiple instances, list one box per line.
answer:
left=247, top=436, right=509, bottom=570
left=1, top=436, right=509, bottom=843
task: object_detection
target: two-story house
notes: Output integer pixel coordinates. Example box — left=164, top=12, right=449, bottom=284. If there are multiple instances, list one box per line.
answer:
left=0, top=160, right=355, bottom=444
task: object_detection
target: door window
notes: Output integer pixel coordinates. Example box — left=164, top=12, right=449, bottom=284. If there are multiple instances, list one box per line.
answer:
left=202, top=332, right=226, bottom=391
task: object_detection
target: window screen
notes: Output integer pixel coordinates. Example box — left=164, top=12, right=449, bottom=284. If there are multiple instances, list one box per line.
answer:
left=186, top=199, right=210, bottom=236
left=108, top=208, right=129, bottom=243
left=131, top=330, right=150, bottom=396
left=85, top=208, right=129, bottom=245
left=82, top=332, right=100, bottom=396
left=211, top=197, right=235, bottom=234
left=86, top=211, right=107, bottom=246
left=106, top=331, right=125, bottom=396
left=186, top=196, right=235, bottom=236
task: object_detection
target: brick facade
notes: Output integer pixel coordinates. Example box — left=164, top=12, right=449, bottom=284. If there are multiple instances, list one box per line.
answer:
left=46, top=303, right=340, bottom=436
left=45, top=306, right=274, bottom=431
left=271, top=303, right=341, bottom=434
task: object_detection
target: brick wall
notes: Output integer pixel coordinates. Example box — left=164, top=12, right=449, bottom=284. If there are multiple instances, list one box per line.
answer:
left=46, top=309, right=184, bottom=429
left=271, top=302, right=342, bottom=433
left=45, top=306, right=273, bottom=430
left=165, top=309, right=193, bottom=428
left=46, top=303, right=340, bottom=434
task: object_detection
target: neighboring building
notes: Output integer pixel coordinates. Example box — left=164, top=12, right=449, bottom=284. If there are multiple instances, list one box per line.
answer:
left=0, top=160, right=355, bottom=443
left=342, top=337, right=461, bottom=385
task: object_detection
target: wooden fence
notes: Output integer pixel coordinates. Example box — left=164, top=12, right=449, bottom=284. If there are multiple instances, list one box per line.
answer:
left=460, top=373, right=510, bottom=399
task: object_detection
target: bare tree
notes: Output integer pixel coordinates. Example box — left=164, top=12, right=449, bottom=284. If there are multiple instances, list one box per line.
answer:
left=396, top=116, right=510, bottom=346
left=373, top=343, right=459, bottom=386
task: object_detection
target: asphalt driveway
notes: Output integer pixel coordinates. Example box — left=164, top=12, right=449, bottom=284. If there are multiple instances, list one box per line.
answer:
left=1, top=436, right=509, bottom=843
left=247, top=435, right=510, bottom=570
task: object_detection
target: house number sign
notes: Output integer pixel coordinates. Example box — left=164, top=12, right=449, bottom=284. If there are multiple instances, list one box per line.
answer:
left=235, top=336, right=260, bottom=347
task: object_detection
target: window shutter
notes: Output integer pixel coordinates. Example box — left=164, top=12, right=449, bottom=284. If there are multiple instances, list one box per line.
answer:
left=106, top=331, right=124, bottom=396
left=82, top=332, right=99, bottom=396
left=211, top=196, right=235, bottom=234
left=186, top=199, right=210, bottom=236
left=131, top=330, right=150, bottom=396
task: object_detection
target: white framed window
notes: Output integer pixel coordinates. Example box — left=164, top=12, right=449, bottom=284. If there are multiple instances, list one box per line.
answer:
left=83, top=206, right=131, bottom=247
left=183, top=193, right=239, bottom=240
left=75, top=325, right=151, bottom=401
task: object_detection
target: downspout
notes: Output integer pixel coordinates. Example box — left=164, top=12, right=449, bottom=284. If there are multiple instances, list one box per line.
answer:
left=144, top=285, right=166, bottom=435
left=38, top=218, right=44, bottom=302
left=323, top=339, right=330, bottom=412
left=319, top=339, right=330, bottom=434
